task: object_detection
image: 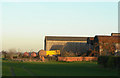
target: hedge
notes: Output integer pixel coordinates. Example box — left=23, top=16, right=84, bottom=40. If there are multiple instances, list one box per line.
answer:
left=98, top=56, right=120, bottom=68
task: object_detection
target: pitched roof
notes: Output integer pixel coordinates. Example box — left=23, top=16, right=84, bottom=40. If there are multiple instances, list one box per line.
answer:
left=45, top=36, right=88, bottom=41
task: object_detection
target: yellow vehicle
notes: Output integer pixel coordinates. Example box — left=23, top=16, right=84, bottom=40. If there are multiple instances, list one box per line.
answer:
left=46, top=50, right=60, bottom=56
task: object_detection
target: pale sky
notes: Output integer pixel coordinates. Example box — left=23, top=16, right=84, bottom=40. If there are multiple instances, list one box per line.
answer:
left=1, top=1, right=118, bottom=52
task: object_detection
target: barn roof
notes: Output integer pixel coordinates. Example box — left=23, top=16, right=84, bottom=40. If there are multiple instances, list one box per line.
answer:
left=45, top=36, right=88, bottom=41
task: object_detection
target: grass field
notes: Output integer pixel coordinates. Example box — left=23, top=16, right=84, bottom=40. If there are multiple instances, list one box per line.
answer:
left=2, top=60, right=119, bottom=76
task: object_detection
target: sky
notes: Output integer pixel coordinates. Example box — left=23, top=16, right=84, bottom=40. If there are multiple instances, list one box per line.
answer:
left=1, top=1, right=119, bottom=52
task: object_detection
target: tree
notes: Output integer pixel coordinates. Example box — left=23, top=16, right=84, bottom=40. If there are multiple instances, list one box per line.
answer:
left=87, top=42, right=99, bottom=57
left=17, top=52, right=23, bottom=58
left=95, top=41, right=116, bottom=56
left=7, top=49, right=16, bottom=60
left=1, top=50, right=7, bottom=58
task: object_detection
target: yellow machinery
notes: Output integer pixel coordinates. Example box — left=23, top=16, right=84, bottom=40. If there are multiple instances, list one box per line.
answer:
left=46, top=50, right=60, bottom=56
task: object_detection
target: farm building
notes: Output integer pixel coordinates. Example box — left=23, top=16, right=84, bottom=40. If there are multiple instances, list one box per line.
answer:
left=111, top=33, right=120, bottom=36
left=44, top=36, right=92, bottom=55
left=94, top=35, right=120, bottom=56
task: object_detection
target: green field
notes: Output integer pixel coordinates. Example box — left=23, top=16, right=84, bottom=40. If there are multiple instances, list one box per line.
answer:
left=2, top=60, right=119, bottom=76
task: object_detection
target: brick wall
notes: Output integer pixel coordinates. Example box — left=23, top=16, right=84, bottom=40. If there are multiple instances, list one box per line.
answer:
left=58, top=57, right=98, bottom=62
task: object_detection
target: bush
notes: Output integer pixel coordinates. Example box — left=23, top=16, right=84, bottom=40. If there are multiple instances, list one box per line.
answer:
left=98, top=56, right=109, bottom=67
left=113, top=56, right=120, bottom=68
left=98, top=56, right=120, bottom=69
left=107, top=56, right=115, bottom=68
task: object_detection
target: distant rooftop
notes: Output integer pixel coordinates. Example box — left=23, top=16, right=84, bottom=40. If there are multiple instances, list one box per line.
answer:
left=111, top=33, right=120, bottom=36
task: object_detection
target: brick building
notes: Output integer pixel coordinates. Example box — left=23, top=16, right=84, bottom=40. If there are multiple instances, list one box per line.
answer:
left=94, top=34, right=120, bottom=56
left=44, top=33, right=120, bottom=56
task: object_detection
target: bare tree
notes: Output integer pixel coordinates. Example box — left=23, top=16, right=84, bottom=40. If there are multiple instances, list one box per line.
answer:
left=94, top=41, right=116, bottom=56
left=1, top=50, right=7, bottom=58
left=17, top=52, right=23, bottom=59
left=7, top=49, right=16, bottom=60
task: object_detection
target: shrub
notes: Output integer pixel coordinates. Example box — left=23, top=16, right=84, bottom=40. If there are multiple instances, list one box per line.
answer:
left=98, top=56, right=120, bottom=69
left=113, top=56, right=120, bottom=68
left=107, top=56, right=115, bottom=68
left=98, top=56, right=109, bottom=67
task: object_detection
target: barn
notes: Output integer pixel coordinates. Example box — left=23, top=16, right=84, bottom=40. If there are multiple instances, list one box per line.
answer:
left=44, top=36, right=91, bottom=55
